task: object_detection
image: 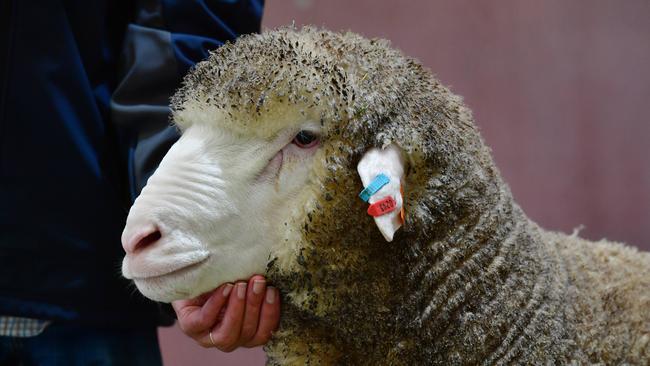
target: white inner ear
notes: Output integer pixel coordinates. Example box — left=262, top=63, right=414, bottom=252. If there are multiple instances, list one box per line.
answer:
left=357, top=143, right=406, bottom=242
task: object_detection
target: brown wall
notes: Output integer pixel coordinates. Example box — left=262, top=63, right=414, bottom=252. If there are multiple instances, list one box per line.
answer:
left=159, top=1, right=650, bottom=364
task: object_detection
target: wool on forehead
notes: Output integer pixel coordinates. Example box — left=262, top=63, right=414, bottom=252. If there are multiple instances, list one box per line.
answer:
left=169, top=26, right=457, bottom=146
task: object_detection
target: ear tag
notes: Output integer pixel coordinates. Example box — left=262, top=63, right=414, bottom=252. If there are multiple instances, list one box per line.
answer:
left=358, top=174, right=390, bottom=202
left=357, top=144, right=406, bottom=242
left=367, top=196, right=397, bottom=216
left=399, top=185, right=405, bottom=224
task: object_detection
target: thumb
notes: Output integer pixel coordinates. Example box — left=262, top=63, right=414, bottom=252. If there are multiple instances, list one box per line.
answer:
left=173, top=283, right=234, bottom=335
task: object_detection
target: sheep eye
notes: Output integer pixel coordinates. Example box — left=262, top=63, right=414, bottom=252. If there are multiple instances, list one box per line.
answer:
left=293, top=130, right=319, bottom=148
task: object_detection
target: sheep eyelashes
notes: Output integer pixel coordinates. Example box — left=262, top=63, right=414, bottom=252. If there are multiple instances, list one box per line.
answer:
left=357, top=143, right=406, bottom=242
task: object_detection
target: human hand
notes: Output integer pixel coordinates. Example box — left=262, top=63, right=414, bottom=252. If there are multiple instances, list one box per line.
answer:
left=171, top=275, right=280, bottom=352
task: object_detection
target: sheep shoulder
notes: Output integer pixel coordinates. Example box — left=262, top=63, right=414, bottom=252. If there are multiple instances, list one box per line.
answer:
left=549, top=231, right=650, bottom=363
left=265, top=329, right=340, bottom=366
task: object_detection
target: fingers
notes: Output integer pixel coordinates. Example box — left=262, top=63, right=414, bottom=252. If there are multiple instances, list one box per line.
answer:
left=239, top=275, right=267, bottom=344
left=199, top=284, right=234, bottom=329
left=173, top=284, right=232, bottom=338
left=171, top=290, right=213, bottom=322
left=243, top=286, right=280, bottom=348
left=204, top=282, right=248, bottom=352
left=174, top=276, right=281, bottom=352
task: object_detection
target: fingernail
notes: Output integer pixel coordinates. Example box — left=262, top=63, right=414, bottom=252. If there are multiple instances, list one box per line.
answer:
left=265, top=287, right=276, bottom=304
left=253, top=280, right=265, bottom=295
left=237, top=282, right=247, bottom=299
left=222, top=283, right=233, bottom=297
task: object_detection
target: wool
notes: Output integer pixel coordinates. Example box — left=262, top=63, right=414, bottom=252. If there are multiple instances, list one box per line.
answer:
left=171, top=26, right=650, bottom=365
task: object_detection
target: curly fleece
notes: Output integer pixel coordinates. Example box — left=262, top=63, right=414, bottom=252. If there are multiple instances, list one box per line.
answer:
left=171, top=27, right=650, bottom=365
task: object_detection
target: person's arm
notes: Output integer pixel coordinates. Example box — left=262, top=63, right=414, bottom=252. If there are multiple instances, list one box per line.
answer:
left=110, top=0, right=278, bottom=350
left=111, top=0, right=265, bottom=199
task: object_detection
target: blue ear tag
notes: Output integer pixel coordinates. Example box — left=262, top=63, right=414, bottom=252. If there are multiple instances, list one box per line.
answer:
left=359, top=174, right=390, bottom=202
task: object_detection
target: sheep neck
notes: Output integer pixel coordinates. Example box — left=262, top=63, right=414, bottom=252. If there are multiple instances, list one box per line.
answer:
left=267, top=166, right=579, bottom=365
left=397, top=173, right=577, bottom=364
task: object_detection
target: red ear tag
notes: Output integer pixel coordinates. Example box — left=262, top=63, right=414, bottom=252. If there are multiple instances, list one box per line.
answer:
left=367, top=196, right=397, bottom=217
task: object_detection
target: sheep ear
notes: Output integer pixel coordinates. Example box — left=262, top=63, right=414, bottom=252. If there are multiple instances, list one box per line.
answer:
left=357, top=143, right=406, bottom=242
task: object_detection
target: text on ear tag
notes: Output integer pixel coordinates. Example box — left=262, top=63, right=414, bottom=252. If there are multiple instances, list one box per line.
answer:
left=367, top=196, right=397, bottom=217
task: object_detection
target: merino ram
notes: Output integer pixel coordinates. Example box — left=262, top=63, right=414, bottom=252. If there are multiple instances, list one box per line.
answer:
left=121, top=27, right=650, bottom=365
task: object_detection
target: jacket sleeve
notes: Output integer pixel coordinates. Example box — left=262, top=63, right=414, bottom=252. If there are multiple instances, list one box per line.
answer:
left=111, top=0, right=264, bottom=202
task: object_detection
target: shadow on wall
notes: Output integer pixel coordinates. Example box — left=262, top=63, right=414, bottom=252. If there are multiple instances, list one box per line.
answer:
left=159, top=1, right=650, bottom=365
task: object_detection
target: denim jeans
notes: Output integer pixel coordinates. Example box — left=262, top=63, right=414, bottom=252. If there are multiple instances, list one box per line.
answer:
left=0, top=323, right=162, bottom=366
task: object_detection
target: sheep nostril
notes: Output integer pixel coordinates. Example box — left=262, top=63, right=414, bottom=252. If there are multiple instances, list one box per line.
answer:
left=124, top=227, right=162, bottom=254
left=134, top=230, right=162, bottom=252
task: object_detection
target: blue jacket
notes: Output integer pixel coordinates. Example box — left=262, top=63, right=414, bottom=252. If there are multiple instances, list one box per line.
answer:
left=0, top=0, right=263, bottom=327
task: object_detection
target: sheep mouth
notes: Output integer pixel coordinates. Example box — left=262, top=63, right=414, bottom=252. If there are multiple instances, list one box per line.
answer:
left=123, top=251, right=210, bottom=280
left=133, top=258, right=209, bottom=281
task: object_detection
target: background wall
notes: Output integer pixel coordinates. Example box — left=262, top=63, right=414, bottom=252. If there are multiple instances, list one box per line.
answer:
left=159, top=1, right=650, bottom=364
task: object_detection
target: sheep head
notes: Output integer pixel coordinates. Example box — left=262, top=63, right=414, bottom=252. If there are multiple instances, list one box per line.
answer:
left=121, top=27, right=500, bottom=307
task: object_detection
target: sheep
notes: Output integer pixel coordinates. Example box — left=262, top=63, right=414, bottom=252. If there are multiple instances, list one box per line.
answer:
left=120, top=26, right=650, bottom=365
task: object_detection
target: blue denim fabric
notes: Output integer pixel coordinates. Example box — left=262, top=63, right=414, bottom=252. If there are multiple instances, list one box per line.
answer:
left=0, top=324, right=161, bottom=366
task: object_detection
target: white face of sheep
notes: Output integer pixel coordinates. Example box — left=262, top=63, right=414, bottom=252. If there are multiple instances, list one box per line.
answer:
left=121, top=119, right=322, bottom=302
